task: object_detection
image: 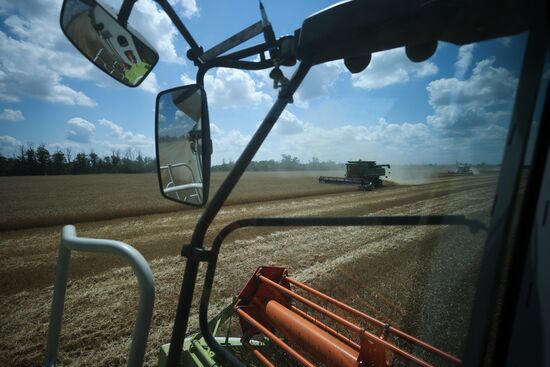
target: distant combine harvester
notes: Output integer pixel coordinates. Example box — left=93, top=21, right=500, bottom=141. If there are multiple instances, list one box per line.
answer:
left=319, top=160, right=390, bottom=191
left=448, top=162, right=475, bottom=175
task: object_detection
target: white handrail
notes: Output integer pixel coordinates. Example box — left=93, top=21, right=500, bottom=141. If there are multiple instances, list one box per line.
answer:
left=164, top=182, right=203, bottom=193
left=44, top=225, right=155, bottom=367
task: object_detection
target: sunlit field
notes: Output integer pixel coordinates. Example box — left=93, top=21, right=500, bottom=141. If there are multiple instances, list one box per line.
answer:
left=0, top=170, right=498, bottom=366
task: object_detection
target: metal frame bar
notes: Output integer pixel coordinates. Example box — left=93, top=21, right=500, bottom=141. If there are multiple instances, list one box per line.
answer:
left=257, top=275, right=436, bottom=367
left=165, top=61, right=312, bottom=367
left=119, top=0, right=277, bottom=69
left=194, top=214, right=480, bottom=367
left=463, top=26, right=548, bottom=366
left=200, top=21, right=265, bottom=62
left=492, top=33, right=550, bottom=367
left=243, top=341, right=274, bottom=367
left=164, top=183, right=203, bottom=194
left=44, top=225, right=155, bottom=367
left=286, top=276, right=462, bottom=364
left=160, top=162, right=201, bottom=201
left=499, top=54, right=550, bottom=366
left=237, top=308, right=316, bottom=367
left=290, top=305, right=361, bottom=350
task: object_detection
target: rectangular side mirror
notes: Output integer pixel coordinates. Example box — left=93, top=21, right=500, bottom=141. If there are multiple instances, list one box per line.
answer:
left=155, top=85, right=211, bottom=206
left=60, top=0, right=158, bottom=87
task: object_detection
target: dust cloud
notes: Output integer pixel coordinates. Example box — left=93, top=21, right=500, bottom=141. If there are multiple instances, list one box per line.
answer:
left=386, top=165, right=450, bottom=185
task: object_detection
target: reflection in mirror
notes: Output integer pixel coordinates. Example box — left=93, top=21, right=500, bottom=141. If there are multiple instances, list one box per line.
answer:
left=61, top=0, right=158, bottom=86
left=157, top=85, right=206, bottom=206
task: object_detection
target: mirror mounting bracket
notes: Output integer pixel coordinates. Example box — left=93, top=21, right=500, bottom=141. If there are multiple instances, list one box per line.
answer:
left=118, top=0, right=203, bottom=63
left=119, top=0, right=294, bottom=73
left=181, top=245, right=215, bottom=262
left=118, top=0, right=137, bottom=26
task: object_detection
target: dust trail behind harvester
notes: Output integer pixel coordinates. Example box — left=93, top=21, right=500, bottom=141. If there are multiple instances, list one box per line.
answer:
left=387, top=165, right=448, bottom=185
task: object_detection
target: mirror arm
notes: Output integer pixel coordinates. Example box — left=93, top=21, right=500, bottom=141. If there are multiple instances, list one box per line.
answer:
left=196, top=39, right=295, bottom=85
left=116, top=0, right=204, bottom=63
left=211, top=36, right=297, bottom=68
left=118, top=0, right=137, bottom=26
left=215, top=42, right=271, bottom=64
left=200, top=21, right=265, bottom=62
left=151, top=0, right=203, bottom=63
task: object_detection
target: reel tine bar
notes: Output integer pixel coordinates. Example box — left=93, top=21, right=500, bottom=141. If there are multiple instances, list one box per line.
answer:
left=235, top=266, right=462, bottom=367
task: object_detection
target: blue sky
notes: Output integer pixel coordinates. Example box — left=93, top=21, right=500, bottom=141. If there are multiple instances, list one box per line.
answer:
left=0, top=0, right=528, bottom=165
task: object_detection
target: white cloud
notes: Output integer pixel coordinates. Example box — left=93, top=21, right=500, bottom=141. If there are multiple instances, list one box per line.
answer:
left=209, top=122, right=223, bottom=135
left=208, top=109, right=440, bottom=165
left=204, top=68, right=272, bottom=108
left=0, top=0, right=98, bottom=106
left=475, top=123, right=508, bottom=141
left=0, top=135, right=22, bottom=156
left=0, top=33, right=97, bottom=106
left=139, top=72, right=159, bottom=93
left=169, top=0, right=199, bottom=19
left=455, top=44, right=475, bottom=79
left=427, top=57, right=517, bottom=132
left=50, top=117, right=155, bottom=157
left=265, top=113, right=437, bottom=163
left=0, top=108, right=24, bottom=122
left=98, top=118, right=154, bottom=150
left=98, top=118, right=124, bottom=136
left=498, top=37, right=512, bottom=47
left=427, top=105, right=510, bottom=133
left=66, top=117, right=96, bottom=143
left=180, top=73, right=195, bottom=85
left=209, top=52, right=518, bottom=165
left=429, top=57, right=516, bottom=108
left=294, top=61, right=345, bottom=108
left=1, top=0, right=61, bottom=47
left=210, top=122, right=251, bottom=162
left=260, top=111, right=510, bottom=165
left=0, top=0, right=189, bottom=108
left=351, top=48, right=438, bottom=90
left=211, top=100, right=513, bottom=165
left=127, top=0, right=186, bottom=63
left=273, top=110, right=306, bottom=135
left=213, top=55, right=519, bottom=164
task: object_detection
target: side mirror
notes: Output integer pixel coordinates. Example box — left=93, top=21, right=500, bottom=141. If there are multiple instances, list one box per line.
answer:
left=156, top=85, right=211, bottom=206
left=60, top=0, right=158, bottom=87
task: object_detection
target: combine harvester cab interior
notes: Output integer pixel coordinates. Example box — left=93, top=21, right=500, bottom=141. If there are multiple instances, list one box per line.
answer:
left=46, top=0, right=550, bottom=366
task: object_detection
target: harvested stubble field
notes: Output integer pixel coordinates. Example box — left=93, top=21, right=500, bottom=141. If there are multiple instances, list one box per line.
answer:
left=0, top=171, right=355, bottom=231
left=0, top=170, right=498, bottom=366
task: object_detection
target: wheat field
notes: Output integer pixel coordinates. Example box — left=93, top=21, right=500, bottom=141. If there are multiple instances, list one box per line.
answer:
left=0, top=171, right=355, bottom=231
left=0, top=171, right=498, bottom=366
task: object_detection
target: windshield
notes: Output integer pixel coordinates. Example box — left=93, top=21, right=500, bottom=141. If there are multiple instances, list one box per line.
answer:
left=1, top=1, right=547, bottom=366
left=202, top=34, right=535, bottom=364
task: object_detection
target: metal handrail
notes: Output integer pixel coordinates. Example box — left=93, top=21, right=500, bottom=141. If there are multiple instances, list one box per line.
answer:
left=164, top=182, right=203, bottom=193
left=44, top=225, right=155, bottom=367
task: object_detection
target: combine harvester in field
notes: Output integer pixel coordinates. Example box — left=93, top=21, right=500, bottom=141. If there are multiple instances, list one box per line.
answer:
left=319, top=160, right=390, bottom=191
left=447, top=162, right=475, bottom=176
left=46, top=0, right=549, bottom=366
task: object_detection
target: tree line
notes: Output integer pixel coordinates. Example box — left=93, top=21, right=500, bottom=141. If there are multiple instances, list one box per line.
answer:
left=213, top=154, right=344, bottom=172
left=0, top=146, right=342, bottom=176
left=0, top=144, right=156, bottom=176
